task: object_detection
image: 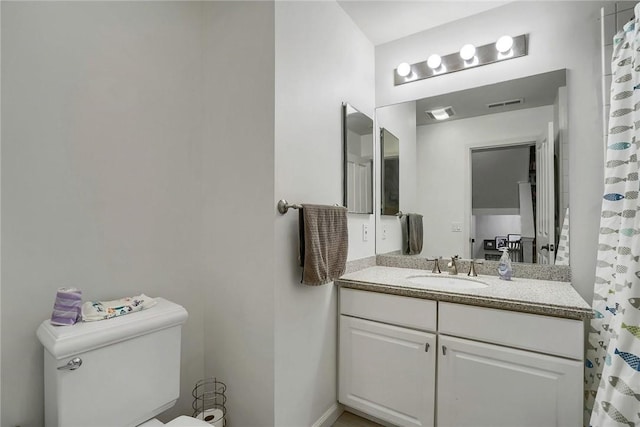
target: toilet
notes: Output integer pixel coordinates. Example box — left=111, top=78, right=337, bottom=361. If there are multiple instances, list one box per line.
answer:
left=37, top=298, right=211, bottom=427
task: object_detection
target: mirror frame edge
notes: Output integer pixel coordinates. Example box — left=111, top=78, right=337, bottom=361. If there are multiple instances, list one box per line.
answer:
left=342, top=102, right=348, bottom=210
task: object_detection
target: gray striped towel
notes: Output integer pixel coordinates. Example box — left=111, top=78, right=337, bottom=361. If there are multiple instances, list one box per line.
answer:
left=299, top=204, right=348, bottom=285
left=402, top=213, right=423, bottom=255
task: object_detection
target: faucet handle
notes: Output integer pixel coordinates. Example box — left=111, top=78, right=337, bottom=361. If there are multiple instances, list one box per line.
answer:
left=427, top=257, right=441, bottom=274
left=467, top=258, right=483, bottom=277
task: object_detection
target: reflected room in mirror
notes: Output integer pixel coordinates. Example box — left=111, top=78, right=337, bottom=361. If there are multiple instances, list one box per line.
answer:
left=343, top=103, right=374, bottom=214
left=381, top=128, right=400, bottom=216
left=472, top=144, right=533, bottom=263
left=375, top=69, right=568, bottom=265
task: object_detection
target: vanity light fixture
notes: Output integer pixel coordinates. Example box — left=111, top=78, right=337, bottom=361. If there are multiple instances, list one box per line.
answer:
left=394, top=34, right=528, bottom=86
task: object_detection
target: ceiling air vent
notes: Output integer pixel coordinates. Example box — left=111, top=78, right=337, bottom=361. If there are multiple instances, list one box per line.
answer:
left=487, top=98, right=524, bottom=108
left=425, top=106, right=455, bottom=120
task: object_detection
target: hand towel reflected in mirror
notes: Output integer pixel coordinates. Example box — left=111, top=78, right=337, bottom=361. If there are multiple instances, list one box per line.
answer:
left=298, top=204, right=348, bottom=285
left=402, top=213, right=423, bottom=255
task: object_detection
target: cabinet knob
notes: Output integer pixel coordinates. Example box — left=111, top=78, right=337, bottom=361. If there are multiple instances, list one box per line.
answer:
left=442, top=345, right=447, bottom=356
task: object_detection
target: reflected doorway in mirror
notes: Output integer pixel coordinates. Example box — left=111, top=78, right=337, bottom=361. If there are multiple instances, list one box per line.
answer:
left=380, top=127, right=400, bottom=216
left=343, top=103, right=374, bottom=214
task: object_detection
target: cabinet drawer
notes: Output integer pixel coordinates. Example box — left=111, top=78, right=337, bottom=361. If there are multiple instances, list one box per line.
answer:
left=340, top=288, right=437, bottom=332
left=439, top=302, right=584, bottom=359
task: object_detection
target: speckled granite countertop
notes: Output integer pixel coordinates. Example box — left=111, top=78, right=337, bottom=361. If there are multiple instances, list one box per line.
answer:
left=337, top=266, right=592, bottom=320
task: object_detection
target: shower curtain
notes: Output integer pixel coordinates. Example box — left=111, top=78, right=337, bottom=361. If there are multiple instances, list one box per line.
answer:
left=555, top=207, right=570, bottom=266
left=586, top=7, right=640, bottom=427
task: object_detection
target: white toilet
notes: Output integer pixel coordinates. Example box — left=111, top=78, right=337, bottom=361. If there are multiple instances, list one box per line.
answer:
left=37, top=298, right=212, bottom=427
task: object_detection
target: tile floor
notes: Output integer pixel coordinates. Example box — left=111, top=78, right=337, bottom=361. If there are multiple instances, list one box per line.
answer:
left=331, top=411, right=383, bottom=427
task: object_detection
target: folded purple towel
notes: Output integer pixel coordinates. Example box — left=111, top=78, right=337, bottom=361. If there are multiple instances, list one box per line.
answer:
left=50, top=288, right=82, bottom=326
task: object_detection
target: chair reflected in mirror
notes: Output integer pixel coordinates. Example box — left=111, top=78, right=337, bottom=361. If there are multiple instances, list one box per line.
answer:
left=507, top=234, right=523, bottom=262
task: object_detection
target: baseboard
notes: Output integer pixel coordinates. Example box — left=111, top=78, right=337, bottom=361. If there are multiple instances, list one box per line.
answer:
left=311, top=403, right=343, bottom=427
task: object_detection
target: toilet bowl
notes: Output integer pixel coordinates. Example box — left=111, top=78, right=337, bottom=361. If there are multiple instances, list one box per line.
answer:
left=140, top=415, right=211, bottom=426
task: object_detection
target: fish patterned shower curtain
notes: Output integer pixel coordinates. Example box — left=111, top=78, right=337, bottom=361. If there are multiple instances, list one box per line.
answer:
left=555, top=207, right=570, bottom=266
left=586, top=7, right=640, bottom=427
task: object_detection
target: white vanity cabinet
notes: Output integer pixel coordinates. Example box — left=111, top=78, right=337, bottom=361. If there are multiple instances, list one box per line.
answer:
left=437, top=302, right=583, bottom=427
left=339, top=288, right=437, bottom=427
left=338, top=288, right=584, bottom=427
left=340, top=316, right=436, bottom=427
left=437, top=335, right=582, bottom=427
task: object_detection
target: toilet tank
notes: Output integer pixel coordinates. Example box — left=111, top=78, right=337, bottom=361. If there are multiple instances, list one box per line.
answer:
left=37, top=298, right=188, bottom=427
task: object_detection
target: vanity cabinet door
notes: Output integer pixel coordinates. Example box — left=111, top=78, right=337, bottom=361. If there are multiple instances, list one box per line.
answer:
left=339, top=315, right=435, bottom=427
left=437, top=335, right=582, bottom=427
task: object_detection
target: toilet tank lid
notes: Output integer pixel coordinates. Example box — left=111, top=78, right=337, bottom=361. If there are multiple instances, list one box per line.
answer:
left=37, top=297, right=188, bottom=359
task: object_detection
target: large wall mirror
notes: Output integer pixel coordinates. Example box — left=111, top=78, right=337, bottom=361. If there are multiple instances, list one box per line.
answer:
left=343, top=103, right=374, bottom=214
left=375, top=69, right=568, bottom=265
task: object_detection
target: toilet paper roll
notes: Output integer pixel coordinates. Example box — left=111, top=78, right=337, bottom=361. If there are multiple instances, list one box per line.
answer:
left=195, top=408, right=224, bottom=427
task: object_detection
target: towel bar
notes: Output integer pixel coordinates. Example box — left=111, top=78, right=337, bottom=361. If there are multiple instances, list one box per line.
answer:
left=277, top=199, right=344, bottom=214
left=277, top=199, right=302, bottom=214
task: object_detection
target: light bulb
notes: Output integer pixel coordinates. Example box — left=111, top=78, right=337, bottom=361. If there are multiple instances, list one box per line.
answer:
left=459, top=44, right=476, bottom=61
left=496, top=35, right=514, bottom=53
left=397, top=62, right=411, bottom=77
left=427, top=54, right=442, bottom=70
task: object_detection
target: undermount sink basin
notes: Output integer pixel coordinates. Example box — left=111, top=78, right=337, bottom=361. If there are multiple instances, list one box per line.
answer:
left=405, top=275, right=489, bottom=290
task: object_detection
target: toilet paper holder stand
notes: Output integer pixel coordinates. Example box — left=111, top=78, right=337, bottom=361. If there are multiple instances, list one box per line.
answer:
left=192, top=377, right=227, bottom=427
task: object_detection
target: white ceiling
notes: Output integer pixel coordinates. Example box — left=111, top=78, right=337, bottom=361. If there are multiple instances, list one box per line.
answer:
left=414, top=69, right=566, bottom=125
left=337, top=1, right=511, bottom=46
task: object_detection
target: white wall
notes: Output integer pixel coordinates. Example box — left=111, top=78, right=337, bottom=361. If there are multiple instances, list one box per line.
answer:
left=1, top=2, right=205, bottom=425
left=274, top=2, right=374, bottom=425
left=376, top=1, right=607, bottom=302
left=201, top=3, right=276, bottom=427
left=2, top=3, right=374, bottom=427
left=375, top=101, right=417, bottom=254
left=472, top=145, right=531, bottom=210
left=415, top=106, right=552, bottom=259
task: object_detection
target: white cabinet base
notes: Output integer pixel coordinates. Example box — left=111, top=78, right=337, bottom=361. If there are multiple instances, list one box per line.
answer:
left=337, top=289, right=585, bottom=427
left=437, top=335, right=582, bottom=427
left=339, top=315, right=436, bottom=427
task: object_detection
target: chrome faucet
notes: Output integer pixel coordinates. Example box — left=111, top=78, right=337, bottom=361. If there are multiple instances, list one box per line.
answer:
left=447, top=255, right=459, bottom=275
left=427, top=257, right=441, bottom=274
left=468, top=259, right=483, bottom=277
